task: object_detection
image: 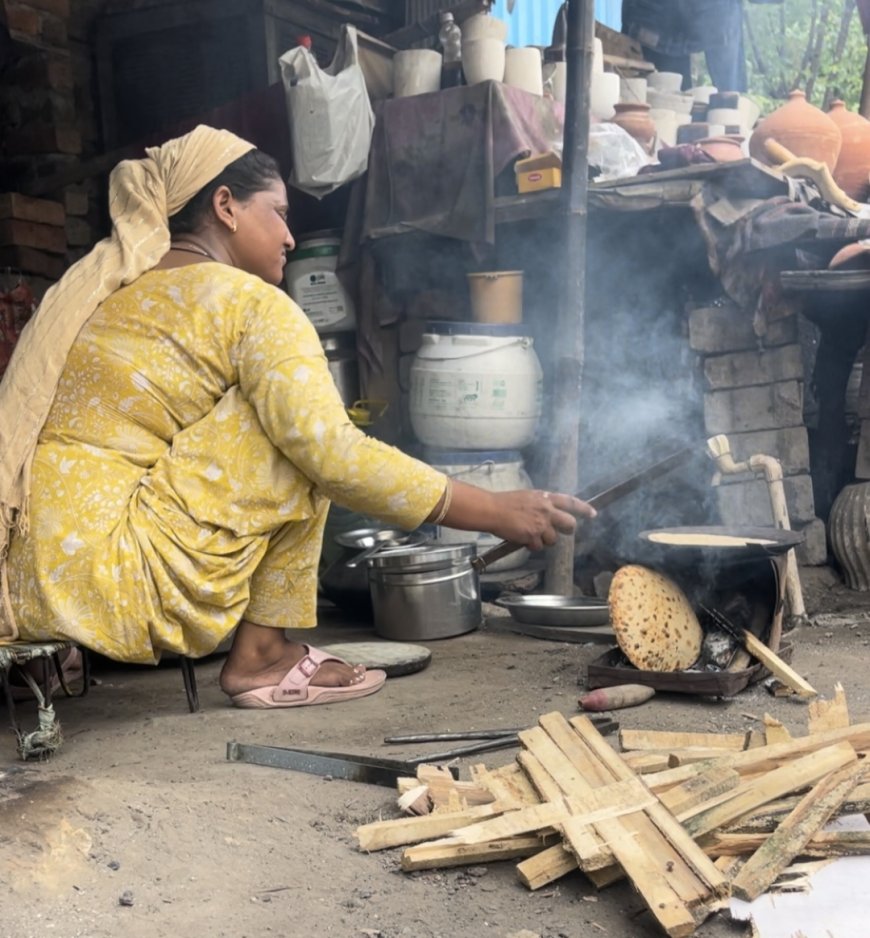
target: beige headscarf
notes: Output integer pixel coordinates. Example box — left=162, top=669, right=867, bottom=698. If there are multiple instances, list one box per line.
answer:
left=0, top=124, right=255, bottom=639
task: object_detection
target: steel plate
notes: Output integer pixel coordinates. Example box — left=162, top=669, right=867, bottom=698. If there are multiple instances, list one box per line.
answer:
left=497, top=594, right=610, bottom=627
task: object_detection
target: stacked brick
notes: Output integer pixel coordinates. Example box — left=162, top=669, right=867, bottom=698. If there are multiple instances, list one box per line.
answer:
left=1, top=0, right=96, bottom=296
left=688, top=299, right=826, bottom=566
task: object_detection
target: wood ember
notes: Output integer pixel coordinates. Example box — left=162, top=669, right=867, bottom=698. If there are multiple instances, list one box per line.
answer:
left=354, top=689, right=870, bottom=937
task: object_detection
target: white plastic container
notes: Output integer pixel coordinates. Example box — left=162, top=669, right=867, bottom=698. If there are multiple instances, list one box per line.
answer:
left=425, top=449, right=533, bottom=571
left=393, top=49, right=442, bottom=97
left=410, top=321, right=543, bottom=449
left=462, top=38, right=505, bottom=85
left=504, top=47, right=543, bottom=96
left=285, top=233, right=355, bottom=332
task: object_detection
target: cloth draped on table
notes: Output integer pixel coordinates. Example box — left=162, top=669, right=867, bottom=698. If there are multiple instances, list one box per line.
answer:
left=0, top=125, right=255, bottom=639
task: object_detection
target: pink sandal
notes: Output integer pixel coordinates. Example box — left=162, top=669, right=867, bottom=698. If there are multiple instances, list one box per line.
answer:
left=229, top=645, right=386, bottom=710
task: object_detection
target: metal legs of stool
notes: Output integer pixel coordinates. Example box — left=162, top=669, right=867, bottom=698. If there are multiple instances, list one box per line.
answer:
left=180, top=657, right=200, bottom=712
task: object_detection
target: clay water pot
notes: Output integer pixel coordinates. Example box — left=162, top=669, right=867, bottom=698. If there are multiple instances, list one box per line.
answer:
left=611, top=102, right=656, bottom=154
left=697, top=135, right=745, bottom=163
left=749, top=89, right=842, bottom=171
left=828, top=100, right=870, bottom=201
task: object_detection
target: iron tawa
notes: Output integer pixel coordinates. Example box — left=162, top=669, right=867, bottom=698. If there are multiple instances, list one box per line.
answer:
left=319, top=641, right=432, bottom=677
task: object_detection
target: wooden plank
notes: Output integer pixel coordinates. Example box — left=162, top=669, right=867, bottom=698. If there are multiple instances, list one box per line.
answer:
left=543, top=715, right=717, bottom=936
left=568, top=716, right=729, bottom=900
left=741, top=630, right=817, bottom=697
left=763, top=714, right=792, bottom=745
left=447, top=802, right=568, bottom=846
left=808, top=682, right=850, bottom=733
left=471, top=762, right=540, bottom=807
left=682, top=742, right=858, bottom=839
left=619, top=729, right=749, bottom=752
left=602, top=52, right=654, bottom=72
left=666, top=747, right=753, bottom=767
left=355, top=804, right=501, bottom=852
left=622, top=751, right=672, bottom=773
left=658, top=766, right=741, bottom=816
left=645, top=759, right=726, bottom=793
left=708, top=829, right=870, bottom=858
left=516, top=843, right=579, bottom=890
left=402, top=833, right=558, bottom=871
left=665, top=723, right=870, bottom=774
left=516, top=737, right=614, bottom=871
left=731, top=760, right=866, bottom=901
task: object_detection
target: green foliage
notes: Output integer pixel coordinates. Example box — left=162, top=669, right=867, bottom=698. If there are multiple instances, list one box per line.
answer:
left=744, top=0, right=866, bottom=114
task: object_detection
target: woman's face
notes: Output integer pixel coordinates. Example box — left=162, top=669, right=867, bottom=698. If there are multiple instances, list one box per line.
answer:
left=230, top=179, right=295, bottom=285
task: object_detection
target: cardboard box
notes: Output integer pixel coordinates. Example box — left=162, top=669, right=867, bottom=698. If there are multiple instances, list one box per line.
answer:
left=515, top=151, right=562, bottom=194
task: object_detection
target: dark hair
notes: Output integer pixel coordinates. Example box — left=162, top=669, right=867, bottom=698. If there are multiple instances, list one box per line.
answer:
left=169, top=149, right=282, bottom=235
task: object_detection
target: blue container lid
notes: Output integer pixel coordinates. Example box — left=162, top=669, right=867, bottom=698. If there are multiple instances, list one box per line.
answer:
left=424, top=320, right=532, bottom=338
left=424, top=448, right=524, bottom=465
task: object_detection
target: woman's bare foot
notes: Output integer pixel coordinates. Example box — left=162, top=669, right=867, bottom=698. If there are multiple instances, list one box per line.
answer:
left=219, top=621, right=365, bottom=697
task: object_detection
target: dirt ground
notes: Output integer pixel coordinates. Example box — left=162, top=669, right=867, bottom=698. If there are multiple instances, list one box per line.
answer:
left=2, top=566, right=869, bottom=938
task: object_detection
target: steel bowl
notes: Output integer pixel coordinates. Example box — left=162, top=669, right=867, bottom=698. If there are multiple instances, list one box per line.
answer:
left=497, top=594, right=610, bottom=627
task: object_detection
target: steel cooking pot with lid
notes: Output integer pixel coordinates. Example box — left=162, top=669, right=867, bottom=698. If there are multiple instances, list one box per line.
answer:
left=367, top=543, right=481, bottom=640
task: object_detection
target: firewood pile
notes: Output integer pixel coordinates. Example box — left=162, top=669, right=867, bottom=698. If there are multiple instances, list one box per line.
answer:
left=355, top=685, right=870, bottom=937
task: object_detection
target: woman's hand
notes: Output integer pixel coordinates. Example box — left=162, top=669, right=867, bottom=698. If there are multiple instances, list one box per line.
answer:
left=486, top=489, right=597, bottom=551
left=432, top=479, right=597, bottom=552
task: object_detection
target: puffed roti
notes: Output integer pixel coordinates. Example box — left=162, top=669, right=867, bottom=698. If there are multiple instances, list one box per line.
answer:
left=608, top=565, right=703, bottom=671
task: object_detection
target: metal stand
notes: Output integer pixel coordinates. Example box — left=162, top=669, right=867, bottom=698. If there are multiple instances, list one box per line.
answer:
left=180, top=657, right=200, bottom=712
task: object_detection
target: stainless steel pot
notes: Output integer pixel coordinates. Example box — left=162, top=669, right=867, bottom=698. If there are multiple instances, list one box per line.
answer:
left=321, top=332, right=359, bottom=407
left=367, top=543, right=481, bottom=640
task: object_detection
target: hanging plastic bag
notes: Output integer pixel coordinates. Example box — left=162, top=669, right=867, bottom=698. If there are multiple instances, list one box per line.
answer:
left=279, top=26, right=375, bottom=199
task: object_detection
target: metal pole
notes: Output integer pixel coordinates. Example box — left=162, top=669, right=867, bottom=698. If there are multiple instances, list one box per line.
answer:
left=545, top=0, right=595, bottom=596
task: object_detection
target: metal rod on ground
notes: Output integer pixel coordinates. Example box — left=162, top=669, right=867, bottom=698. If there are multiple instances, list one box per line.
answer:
left=545, top=0, right=595, bottom=596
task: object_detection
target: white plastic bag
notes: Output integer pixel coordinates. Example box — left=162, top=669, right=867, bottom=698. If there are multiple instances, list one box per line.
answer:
left=279, top=26, right=375, bottom=199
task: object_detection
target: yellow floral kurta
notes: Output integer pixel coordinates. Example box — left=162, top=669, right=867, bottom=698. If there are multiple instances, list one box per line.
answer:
left=6, top=264, right=447, bottom=663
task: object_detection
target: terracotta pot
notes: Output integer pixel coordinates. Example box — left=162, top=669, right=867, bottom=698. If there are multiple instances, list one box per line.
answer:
left=749, top=89, right=842, bottom=171
left=828, top=100, right=870, bottom=201
left=697, top=135, right=745, bottom=163
left=611, top=102, right=655, bottom=154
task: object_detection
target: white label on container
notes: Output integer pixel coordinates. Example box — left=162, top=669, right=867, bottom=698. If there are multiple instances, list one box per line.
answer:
left=292, top=270, right=347, bottom=328
left=414, top=373, right=542, bottom=416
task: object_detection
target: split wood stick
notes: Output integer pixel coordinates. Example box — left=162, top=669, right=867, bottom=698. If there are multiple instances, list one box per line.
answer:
left=355, top=803, right=501, bottom=852
left=402, top=832, right=558, bottom=871
left=516, top=737, right=614, bottom=871
left=516, top=843, right=579, bottom=890
left=568, top=716, right=728, bottom=901
left=731, top=760, right=866, bottom=901
left=658, top=766, right=741, bottom=816
left=619, top=729, right=750, bottom=752
left=739, top=630, right=818, bottom=697
left=664, top=722, right=870, bottom=774
left=447, top=802, right=569, bottom=845
left=713, top=854, right=744, bottom=880
left=645, top=759, right=725, bottom=792
left=708, top=829, right=870, bottom=859
left=763, top=714, right=792, bottom=745
left=541, top=716, right=717, bottom=934
left=666, top=747, right=754, bottom=768
left=622, top=751, right=672, bottom=773
left=726, top=779, right=870, bottom=833
left=808, top=682, right=850, bottom=734
left=682, top=742, right=858, bottom=839
left=471, top=762, right=541, bottom=807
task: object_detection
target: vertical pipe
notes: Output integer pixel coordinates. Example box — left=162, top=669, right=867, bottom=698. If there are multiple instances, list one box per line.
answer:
left=545, top=0, right=595, bottom=595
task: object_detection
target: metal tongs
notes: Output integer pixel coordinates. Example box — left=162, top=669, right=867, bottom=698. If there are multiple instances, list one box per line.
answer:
left=470, top=448, right=695, bottom=574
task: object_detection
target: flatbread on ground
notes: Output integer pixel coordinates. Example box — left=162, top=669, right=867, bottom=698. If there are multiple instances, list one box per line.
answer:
left=608, top=565, right=703, bottom=672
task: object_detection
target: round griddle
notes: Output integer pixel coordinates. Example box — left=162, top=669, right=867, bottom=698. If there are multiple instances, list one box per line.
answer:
left=318, top=641, right=432, bottom=677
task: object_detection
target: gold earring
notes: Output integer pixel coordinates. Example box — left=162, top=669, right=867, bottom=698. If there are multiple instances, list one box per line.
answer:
left=230, top=220, right=237, bottom=233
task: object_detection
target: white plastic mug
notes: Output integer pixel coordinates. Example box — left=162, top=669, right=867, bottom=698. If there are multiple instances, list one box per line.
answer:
left=504, top=47, right=543, bottom=96
left=462, top=38, right=505, bottom=85
left=393, top=49, right=442, bottom=97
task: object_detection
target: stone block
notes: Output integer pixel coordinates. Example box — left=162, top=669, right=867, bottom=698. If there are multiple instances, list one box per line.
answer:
left=795, top=518, right=827, bottom=566
left=5, top=123, right=81, bottom=155
left=705, top=380, right=804, bottom=434
left=0, top=245, right=66, bottom=279
left=63, top=187, right=89, bottom=217
left=0, top=218, right=66, bottom=254
left=717, top=427, right=811, bottom=478
left=22, top=0, right=70, bottom=17
left=715, top=473, right=816, bottom=526
left=688, top=303, right=797, bottom=354
left=703, top=343, right=804, bottom=390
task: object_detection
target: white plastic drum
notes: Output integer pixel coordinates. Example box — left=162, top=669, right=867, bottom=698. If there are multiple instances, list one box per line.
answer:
left=285, top=232, right=356, bottom=332
left=426, top=449, right=533, bottom=571
left=410, top=321, right=543, bottom=449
